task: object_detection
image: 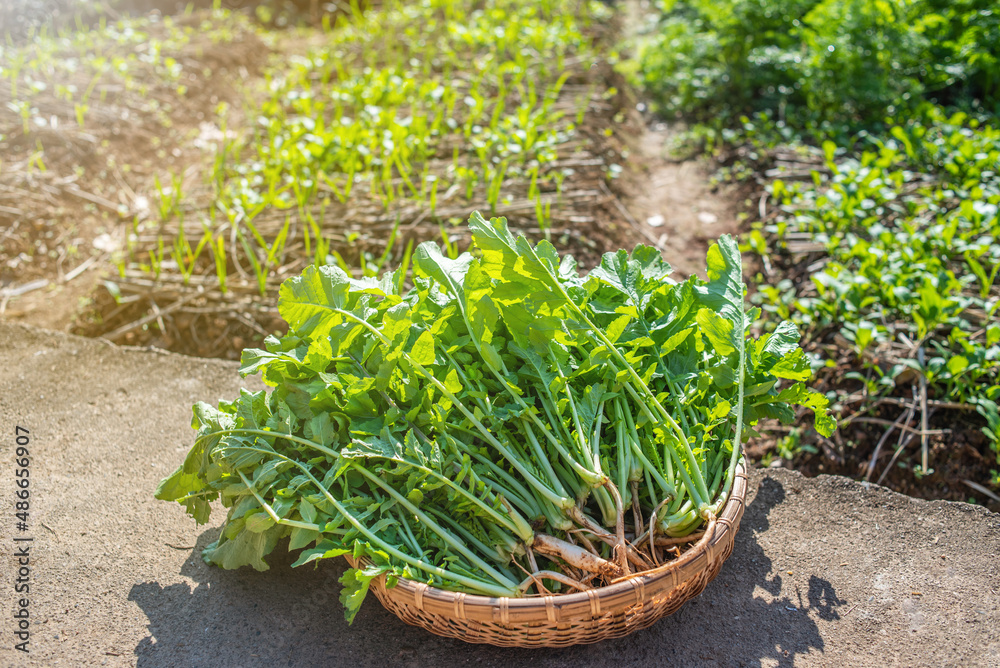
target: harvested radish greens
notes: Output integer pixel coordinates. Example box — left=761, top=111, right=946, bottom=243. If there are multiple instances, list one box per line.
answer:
left=157, top=212, right=833, bottom=621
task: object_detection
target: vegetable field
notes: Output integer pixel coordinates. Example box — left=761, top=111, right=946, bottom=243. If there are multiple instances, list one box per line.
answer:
left=1, top=0, right=998, bottom=543
left=635, top=0, right=1000, bottom=509
left=1, top=0, right=642, bottom=358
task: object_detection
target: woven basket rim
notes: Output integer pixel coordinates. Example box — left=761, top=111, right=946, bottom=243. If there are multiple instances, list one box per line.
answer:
left=366, top=457, right=748, bottom=615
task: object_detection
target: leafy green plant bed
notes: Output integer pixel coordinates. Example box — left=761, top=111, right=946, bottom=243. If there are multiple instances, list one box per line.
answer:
left=743, top=111, right=999, bottom=504
left=633, top=0, right=1000, bottom=507
left=157, top=213, right=830, bottom=619
left=636, top=0, right=999, bottom=139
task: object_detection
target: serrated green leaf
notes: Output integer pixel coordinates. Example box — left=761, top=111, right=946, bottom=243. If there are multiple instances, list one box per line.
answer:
left=339, top=565, right=389, bottom=624
left=695, top=308, right=736, bottom=356
left=606, top=314, right=632, bottom=343
left=769, top=348, right=813, bottom=381
left=288, top=526, right=321, bottom=551
left=709, top=399, right=732, bottom=420
left=290, top=541, right=349, bottom=568
left=444, top=367, right=463, bottom=394
left=278, top=264, right=351, bottom=336
left=245, top=510, right=276, bottom=533
left=410, top=330, right=437, bottom=366
left=202, top=524, right=284, bottom=571
left=659, top=327, right=693, bottom=356
left=154, top=466, right=215, bottom=524
left=774, top=383, right=836, bottom=437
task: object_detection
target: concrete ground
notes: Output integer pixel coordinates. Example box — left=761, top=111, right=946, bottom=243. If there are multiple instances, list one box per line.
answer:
left=1, top=321, right=998, bottom=667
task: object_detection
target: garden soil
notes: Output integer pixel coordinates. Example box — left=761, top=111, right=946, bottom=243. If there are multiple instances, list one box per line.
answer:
left=0, top=321, right=998, bottom=667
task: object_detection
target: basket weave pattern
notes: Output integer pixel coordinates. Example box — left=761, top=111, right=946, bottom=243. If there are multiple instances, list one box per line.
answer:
left=357, top=460, right=748, bottom=647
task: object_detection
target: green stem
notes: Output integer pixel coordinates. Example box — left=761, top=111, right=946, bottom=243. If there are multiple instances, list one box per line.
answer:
left=197, top=428, right=338, bottom=458
left=538, top=495, right=574, bottom=531
left=466, top=450, right=542, bottom=519
left=591, top=400, right=605, bottom=470
left=617, top=401, right=676, bottom=500
left=614, top=403, right=629, bottom=513
left=225, top=444, right=516, bottom=597
left=708, top=342, right=746, bottom=518
left=352, top=464, right=519, bottom=589
left=395, top=505, right=426, bottom=557
left=236, top=470, right=321, bottom=531
left=207, top=425, right=532, bottom=543
left=480, top=350, right=601, bottom=487
left=366, top=452, right=533, bottom=542
left=426, top=507, right=510, bottom=569
left=643, top=466, right=658, bottom=514
left=548, top=278, right=710, bottom=500
left=592, top=484, right=616, bottom=527
left=522, top=420, right=569, bottom=498
left=623, top=382, right=709, bottom=506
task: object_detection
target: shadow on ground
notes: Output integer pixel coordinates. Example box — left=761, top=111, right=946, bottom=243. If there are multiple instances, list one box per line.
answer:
left=129, top=477, right=839, bottom=667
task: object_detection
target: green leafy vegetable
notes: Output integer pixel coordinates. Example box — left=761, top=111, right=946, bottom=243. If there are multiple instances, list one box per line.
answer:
left=157, top=212, right=831, bottom=621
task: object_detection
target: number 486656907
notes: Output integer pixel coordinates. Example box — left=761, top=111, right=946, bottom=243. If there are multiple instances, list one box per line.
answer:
left=15, top=426, right=29, bottom=527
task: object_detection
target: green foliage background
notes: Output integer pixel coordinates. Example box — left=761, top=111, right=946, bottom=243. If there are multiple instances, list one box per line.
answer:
left=640, top=0, right=1000, bottom=136
left=636, top=0, right=1000, bottom=489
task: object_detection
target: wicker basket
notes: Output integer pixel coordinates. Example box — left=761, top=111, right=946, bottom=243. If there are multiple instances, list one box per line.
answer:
left=352, top=459, right=748, bottom=647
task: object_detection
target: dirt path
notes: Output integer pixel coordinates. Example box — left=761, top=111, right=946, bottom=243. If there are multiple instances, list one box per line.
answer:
left=621, top=122, right=742, bottom=278
left=1, top=321, right=997, bottom=667
left=615, top=0, right=742, bottom=278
